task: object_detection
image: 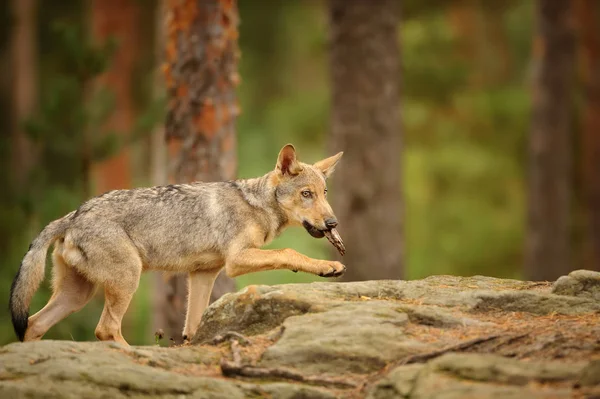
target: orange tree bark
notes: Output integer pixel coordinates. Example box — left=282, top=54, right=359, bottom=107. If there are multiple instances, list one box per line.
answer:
left=526, top=0, right=575, bottom=281
left=328, top=0, right=404, bottom=281
left=10, top=0, right=37, bottom=190
left=90, top=0, right=139, bottom=195
left=574, top=0, right=600, bottom=272
left=157, top=0, right=239, bottom=343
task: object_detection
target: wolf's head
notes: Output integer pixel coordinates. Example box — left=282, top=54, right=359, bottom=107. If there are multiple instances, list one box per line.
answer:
left=272, top=144, right=343, bottom=238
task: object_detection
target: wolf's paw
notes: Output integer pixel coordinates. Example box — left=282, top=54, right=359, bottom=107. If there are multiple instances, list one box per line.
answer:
left=318, top=261, right=346, bottom=278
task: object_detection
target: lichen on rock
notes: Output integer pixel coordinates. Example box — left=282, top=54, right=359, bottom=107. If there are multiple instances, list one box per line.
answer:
left=1, top=271, right=599, bottom=398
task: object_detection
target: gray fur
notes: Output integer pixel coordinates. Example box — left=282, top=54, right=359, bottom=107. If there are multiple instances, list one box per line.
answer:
left=68, top=176, right=287, bottom=272
left=9, top=144, right=345, bottom=344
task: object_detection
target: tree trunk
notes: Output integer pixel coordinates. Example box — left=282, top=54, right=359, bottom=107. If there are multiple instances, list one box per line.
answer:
left=10, top=0, right=37, bottom=190
left=151, top=0, right=168, bottom=188
left=157, top=0, right=240, bottom=344
left=90, top=0, right=139, bottom=196
left=150, top=0, right=171, bottom=342
left=328, top=0, right=404, bottom=281
left=526, top=0, right=575, bottom=281
left=574, top=0, right=600, bottom=272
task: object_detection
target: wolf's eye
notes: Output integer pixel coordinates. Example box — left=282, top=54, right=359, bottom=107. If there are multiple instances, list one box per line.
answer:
left=301, top=190, right=312, bottom=198
left=324, top=189, right=328, bottom=196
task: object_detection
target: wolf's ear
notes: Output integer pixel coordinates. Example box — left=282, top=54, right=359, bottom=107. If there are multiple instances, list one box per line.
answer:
left=276, top=144, right=302, bottom=176
left=314, top=152, right=343, bottom=178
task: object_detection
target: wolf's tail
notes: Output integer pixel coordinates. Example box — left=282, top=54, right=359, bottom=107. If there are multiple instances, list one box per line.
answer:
left=9, top=214, right=72, bottom=341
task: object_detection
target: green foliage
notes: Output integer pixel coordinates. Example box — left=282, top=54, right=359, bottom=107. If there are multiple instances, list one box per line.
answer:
left=400, top=3, right=532, bottom=279
left=0, top=15, right=160, bottom=345
left=0, top=0, right=537, bottom=345
left=236, top=1, right=532, bottom=283
left=24, top=22, right=122, bottom=196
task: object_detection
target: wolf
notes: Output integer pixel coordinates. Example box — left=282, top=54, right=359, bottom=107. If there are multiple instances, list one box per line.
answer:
left=9, top=144, right=345, bottom=345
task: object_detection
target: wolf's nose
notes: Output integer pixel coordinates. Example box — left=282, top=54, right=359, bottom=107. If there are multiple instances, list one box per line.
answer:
left=325, top=218, right=338, bottom=229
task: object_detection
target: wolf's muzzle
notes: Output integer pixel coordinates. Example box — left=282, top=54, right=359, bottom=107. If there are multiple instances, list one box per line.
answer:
left=302, top=221, right=326, bottom=238
left=324, top=218, right=338, bottom=229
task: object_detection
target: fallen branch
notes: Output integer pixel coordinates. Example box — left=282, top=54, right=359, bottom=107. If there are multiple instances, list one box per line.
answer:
left=399, top=334, right=505, bottom=365
left=209, top=331, right=252, bottom=346
left=220, top=359, right=358, bottom=389
left=396, top=332, right=529, bottom=367
left=479, top=332, right=530, bottom=355
left=230, top=339, right=242, bottom=365
left=220, top=338, right=357, bottom=389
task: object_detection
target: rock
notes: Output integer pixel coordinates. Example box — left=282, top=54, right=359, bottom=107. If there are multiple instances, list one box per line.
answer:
left=248, top=382, right=337, bottom=399
left=397, top=304, right=494, bottom=328
left=259, top=301, right=431, bottom=375
left=368, top=354, right=588, bottom=399
left=468, top=290, right=600, bottom=315
left=193, top=285, right=322, bottom=344
left=552, top=269, right=600, bottom=301
left=2, top=272, right=600, bottom=398
left=366, top=364, right=424, bottom=399
left=0, top=340, right=336, bottom=399
left=578, top=359, right=600, bottom=387
left=430, top=353, right=585, bottom=385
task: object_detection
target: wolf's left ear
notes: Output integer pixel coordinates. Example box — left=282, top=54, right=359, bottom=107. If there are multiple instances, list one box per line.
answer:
left=314, top=152, right=343, bottom=178
left=276, top=144, right=302, bottom=176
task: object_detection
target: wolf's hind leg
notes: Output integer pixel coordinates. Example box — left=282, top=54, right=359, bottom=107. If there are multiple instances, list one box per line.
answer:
left=182, top=269, right=221, bottom=342
left=94, top=287, right=135, bottom=345
left=25, top=252, right=96, bottom=341
left=94, top=261, right=141, bottom=346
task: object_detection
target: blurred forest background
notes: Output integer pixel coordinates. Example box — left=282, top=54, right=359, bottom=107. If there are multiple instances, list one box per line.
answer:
left=1, top=0, right=599, bottom=345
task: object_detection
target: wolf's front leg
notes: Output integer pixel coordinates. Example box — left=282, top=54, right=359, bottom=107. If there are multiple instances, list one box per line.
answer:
left=225, top=248, right=346, bottom=278
left=182, top=269, right=221, bottom=342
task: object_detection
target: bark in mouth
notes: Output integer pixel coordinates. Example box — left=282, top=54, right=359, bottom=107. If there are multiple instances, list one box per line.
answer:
left=324, top=228, right=346, bottom=256
left=302, top=222, right=346, bottom=256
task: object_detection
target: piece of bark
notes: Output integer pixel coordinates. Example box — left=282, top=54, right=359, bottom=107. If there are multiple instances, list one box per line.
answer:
left=324, top=228, right=346, bottom=256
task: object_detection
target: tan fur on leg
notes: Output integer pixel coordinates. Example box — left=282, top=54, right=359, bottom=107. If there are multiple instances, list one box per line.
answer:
left=94, top=255, right=141, bottom=346
left=95, top=286, right=136, bottom=346
left=182, top=269, right=221, bottom=341
left=25, top=253, right=96, bottom=341
left=225, top=248, right=345, bottom=278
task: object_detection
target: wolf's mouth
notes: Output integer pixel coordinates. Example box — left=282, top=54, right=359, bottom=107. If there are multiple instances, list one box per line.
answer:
left=302, top=221, right=326, bottom=238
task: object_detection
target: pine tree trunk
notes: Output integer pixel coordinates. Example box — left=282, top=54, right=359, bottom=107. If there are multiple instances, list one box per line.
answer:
left=328, top=0, right=404, bottom=281
left=574, top=0, right=600, bottom=272
left=90, top=0, right=139, bottom=195
left=526, top=0, right=575, bottom=281
left=150, top=0, right=171, bottom=342
left=157, top=0, right=240, bottom=344
left=10, top=0, right=37, bottom=190
left=151, top=0, right=168, bottom=188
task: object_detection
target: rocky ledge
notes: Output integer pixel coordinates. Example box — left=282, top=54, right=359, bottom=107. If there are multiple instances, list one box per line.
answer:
left=1, top=270, right=599, bottom=398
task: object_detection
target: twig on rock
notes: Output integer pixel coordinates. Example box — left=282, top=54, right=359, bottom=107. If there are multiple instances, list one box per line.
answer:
left=220, top=359, right=358, bottom=389
left=209, top=331, right=252, bottom=346
left=220, top=337, right=357, bottom=389
left=478, top=332, right=530, bottom=355
left=266, top=325, right=286, bottom=342
left=398, top=333, right=529, bottom=366
left=231, top=339, right=242, bottom=365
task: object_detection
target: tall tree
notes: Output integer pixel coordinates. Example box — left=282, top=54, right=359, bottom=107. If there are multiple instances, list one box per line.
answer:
left=574, top=0, right=600, bottom=272
left=10, top=0, right=37, bottom=190
left=526, top=0, right=575, bottom=281
left=328, top=0, right=403, bottom=281
left=90, top=0, right=139, bottom=195
left=156, top=0, right=239, bottom=343
left=151, top=0, right=168, bottom=188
